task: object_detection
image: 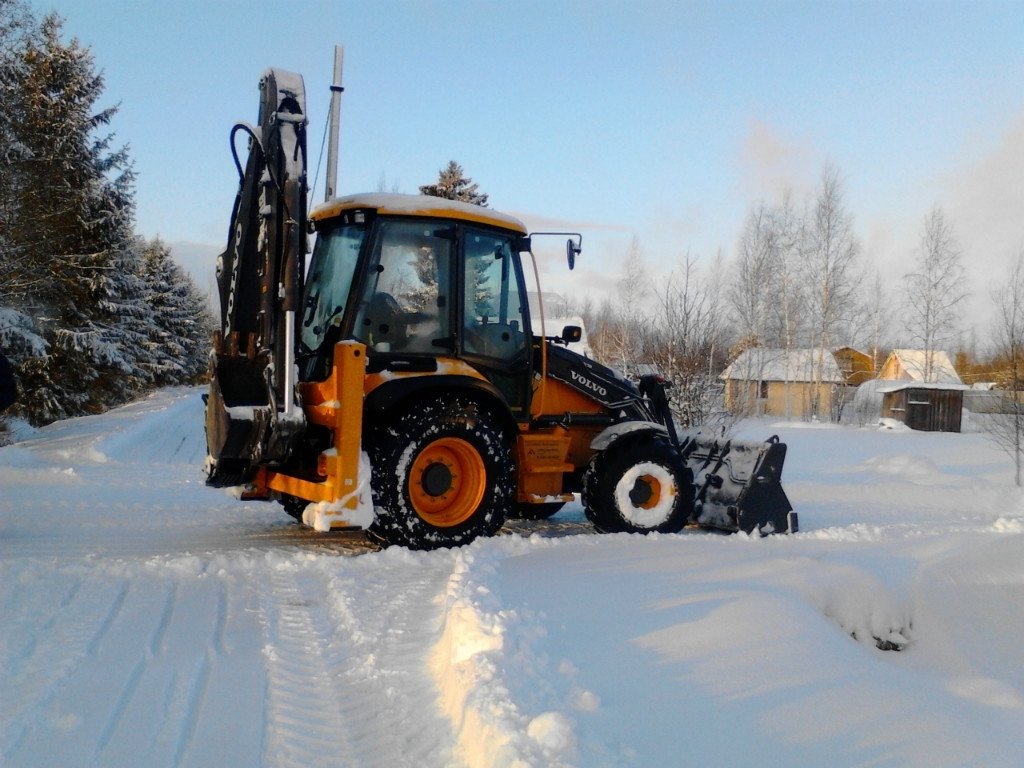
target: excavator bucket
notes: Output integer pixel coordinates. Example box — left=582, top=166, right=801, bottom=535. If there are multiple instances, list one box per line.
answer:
left=681, top=434, right=797, bottom=535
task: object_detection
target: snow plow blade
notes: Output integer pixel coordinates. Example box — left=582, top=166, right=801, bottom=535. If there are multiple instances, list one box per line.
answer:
left=681, top=435, right=796, bottom=535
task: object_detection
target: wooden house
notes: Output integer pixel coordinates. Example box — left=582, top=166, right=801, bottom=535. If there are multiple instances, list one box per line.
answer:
left=720, top=348, right=844, bottom=419
left=833, top=346, right=875, bottom=386
left=878, top=349, right=962, bottom=385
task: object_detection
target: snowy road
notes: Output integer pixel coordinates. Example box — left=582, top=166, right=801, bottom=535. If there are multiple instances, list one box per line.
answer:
left=2, top=388, right=1024, bottom=767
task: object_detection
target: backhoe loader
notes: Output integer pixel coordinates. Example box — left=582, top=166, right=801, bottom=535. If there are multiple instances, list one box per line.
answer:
left=204, top=67, right=796, bottom=550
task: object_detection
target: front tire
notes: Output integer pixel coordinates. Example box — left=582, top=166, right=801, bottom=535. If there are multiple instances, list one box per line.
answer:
left=368, top=395, right=514, bottom=550
left=582, top=435, right=693, bottom=534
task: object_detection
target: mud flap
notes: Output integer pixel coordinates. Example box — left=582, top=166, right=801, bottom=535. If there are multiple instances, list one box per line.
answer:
left=681, top=435, right=796, bottom=535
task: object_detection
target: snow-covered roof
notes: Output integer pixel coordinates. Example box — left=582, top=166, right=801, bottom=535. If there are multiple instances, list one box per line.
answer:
left=720, top=348, right=844, bottom=383
left=875, top=381, right=970, bottom=394
left=882, top=349, right=962, bottom=384
left=311, top=193, right=527, bottom=234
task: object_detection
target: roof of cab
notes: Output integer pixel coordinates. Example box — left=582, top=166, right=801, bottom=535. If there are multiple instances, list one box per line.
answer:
left=310, top=192, right=527, bottom=234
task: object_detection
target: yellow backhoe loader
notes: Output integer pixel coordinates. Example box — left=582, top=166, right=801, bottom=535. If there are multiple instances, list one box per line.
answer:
left=204, top=67, right=796, bottom=550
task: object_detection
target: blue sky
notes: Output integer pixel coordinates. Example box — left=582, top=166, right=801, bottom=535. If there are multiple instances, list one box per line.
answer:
left=26, top=0, right=1024, bottom=325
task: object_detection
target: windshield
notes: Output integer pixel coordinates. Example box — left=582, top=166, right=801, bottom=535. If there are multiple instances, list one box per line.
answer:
left=300, top=221, right=368, bottom=355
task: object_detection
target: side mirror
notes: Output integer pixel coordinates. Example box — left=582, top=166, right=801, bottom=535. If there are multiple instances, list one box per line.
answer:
left=527, top=231, right=582, bottom=266
left=560, top=325, right=582, bottom=344
left=566, top=238, right=581, bottom=270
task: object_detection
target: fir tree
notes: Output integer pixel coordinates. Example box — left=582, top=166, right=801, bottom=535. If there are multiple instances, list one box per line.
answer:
left=419, top=161, right=489, bottom=207
left=139, top=238, right=214, bottom=385
left=0, top=0, right=34, bottom=297
left=1, top=9, right=141, bottom=423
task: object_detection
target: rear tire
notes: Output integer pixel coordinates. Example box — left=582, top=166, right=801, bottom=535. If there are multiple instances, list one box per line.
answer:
left=367, top=395, right=514, bottom=550
left=582, top=435, right=693, bottom=534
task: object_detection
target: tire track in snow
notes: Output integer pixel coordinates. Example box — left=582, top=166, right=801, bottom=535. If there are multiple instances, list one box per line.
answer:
left=1, top=571, right=131, bottom=760
left=171, top=653, right=213, bottom=767
left=86, top=580, right=130, bottom=656
left=259, top=553, right=461, bottom=768
left=261, top=566, right=361, bottom=767
left=94, top=656, right=146, bottom=754
left=323, top=553, right=463, bottom=766
left=211, top=579, right=228, bottom=656
left=148, top=582, right=178, bottom=658
left=0, top=571, right=81, bottom=696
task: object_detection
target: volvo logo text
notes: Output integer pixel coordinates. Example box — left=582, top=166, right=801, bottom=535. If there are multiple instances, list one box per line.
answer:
left=570, top=370, right=608, bottom=397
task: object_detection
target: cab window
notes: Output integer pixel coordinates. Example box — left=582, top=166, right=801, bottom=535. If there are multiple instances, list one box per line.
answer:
left=461, top=229, right=528, bottom=361
left=300, top=220, right=367, bottom=357
left=352, top=220, right=453, bottom=353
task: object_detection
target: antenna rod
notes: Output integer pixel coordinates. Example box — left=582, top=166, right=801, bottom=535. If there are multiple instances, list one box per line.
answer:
left=325, top=45, right=344, bottom=202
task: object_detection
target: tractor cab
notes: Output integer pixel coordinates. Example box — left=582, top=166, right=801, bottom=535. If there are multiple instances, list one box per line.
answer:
left=299, top=194, right=537, bottom=416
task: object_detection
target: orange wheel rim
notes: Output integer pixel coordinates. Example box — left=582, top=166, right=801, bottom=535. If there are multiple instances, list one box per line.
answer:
left=408, top=437, right=486, bottom=527
left=634, top=474, right=663, bottom=510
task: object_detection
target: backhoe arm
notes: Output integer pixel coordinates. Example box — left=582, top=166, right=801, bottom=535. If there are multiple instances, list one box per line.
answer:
left=205, top=69, right=309, bottom=486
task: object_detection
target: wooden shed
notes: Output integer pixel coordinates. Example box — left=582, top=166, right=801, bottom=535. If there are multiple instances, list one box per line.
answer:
left=878, top=382, right=966, bottom=432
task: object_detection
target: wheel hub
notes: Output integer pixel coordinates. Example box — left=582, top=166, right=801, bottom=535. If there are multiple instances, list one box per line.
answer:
left=629, top=477, right=653, bottom=507
left=628, top=474, right=662, bottom=510
left=421, top=462, right=453, bottom=497
left=408, top=437, right=487, bottom=528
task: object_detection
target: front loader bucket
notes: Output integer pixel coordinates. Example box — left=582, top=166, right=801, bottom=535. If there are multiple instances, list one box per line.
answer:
left=681, top=435, right=796, bottom=535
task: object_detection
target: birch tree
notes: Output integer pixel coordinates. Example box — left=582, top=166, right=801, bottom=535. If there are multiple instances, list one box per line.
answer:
left=864, top=271, right=892, bottom=372
left=767, top=190, right=807, bottom=352
left=903, top=205, right=967, bottom=381
left=987, top=249, right=1024, bottom=486
left=729, top=202, right=779, bottom=351
left=593, top=237, right=650, bottom=378
left=650, top=254, right=725, bottom=428
left=803, top=163, right=861, bottom=412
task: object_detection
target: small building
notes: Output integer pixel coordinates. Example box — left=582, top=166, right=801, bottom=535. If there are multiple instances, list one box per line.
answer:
left=833, top=346, right=876, bottom=386
left=878, top=382, right=967, bottom=432
left=720, top=348, right=844, bottom=419
left=878, top=349, right=962, bottom=385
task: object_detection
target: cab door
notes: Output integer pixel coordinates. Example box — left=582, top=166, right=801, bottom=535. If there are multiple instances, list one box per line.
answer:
left=459, top=227, right=532, bottom=418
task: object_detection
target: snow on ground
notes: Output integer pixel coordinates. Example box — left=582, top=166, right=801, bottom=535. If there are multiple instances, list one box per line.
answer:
left=2, top=387, right=1024, bottom=767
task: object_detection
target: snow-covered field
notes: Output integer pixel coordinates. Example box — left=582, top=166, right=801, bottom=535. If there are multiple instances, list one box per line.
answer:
left=2, top=388, right=1023, bottom=767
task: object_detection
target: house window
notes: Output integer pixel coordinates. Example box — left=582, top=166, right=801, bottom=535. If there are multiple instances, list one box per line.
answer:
left=759, top=380, right=768, bottom=399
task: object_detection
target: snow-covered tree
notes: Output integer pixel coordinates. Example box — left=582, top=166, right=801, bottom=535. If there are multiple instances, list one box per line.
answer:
left=0, top=0, right=34, bottom=298
left=1, top=9, right=141, bottom=423
left=139, top=239, right=214, bottom=385
left=419, top=161, right=489, bottom=206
